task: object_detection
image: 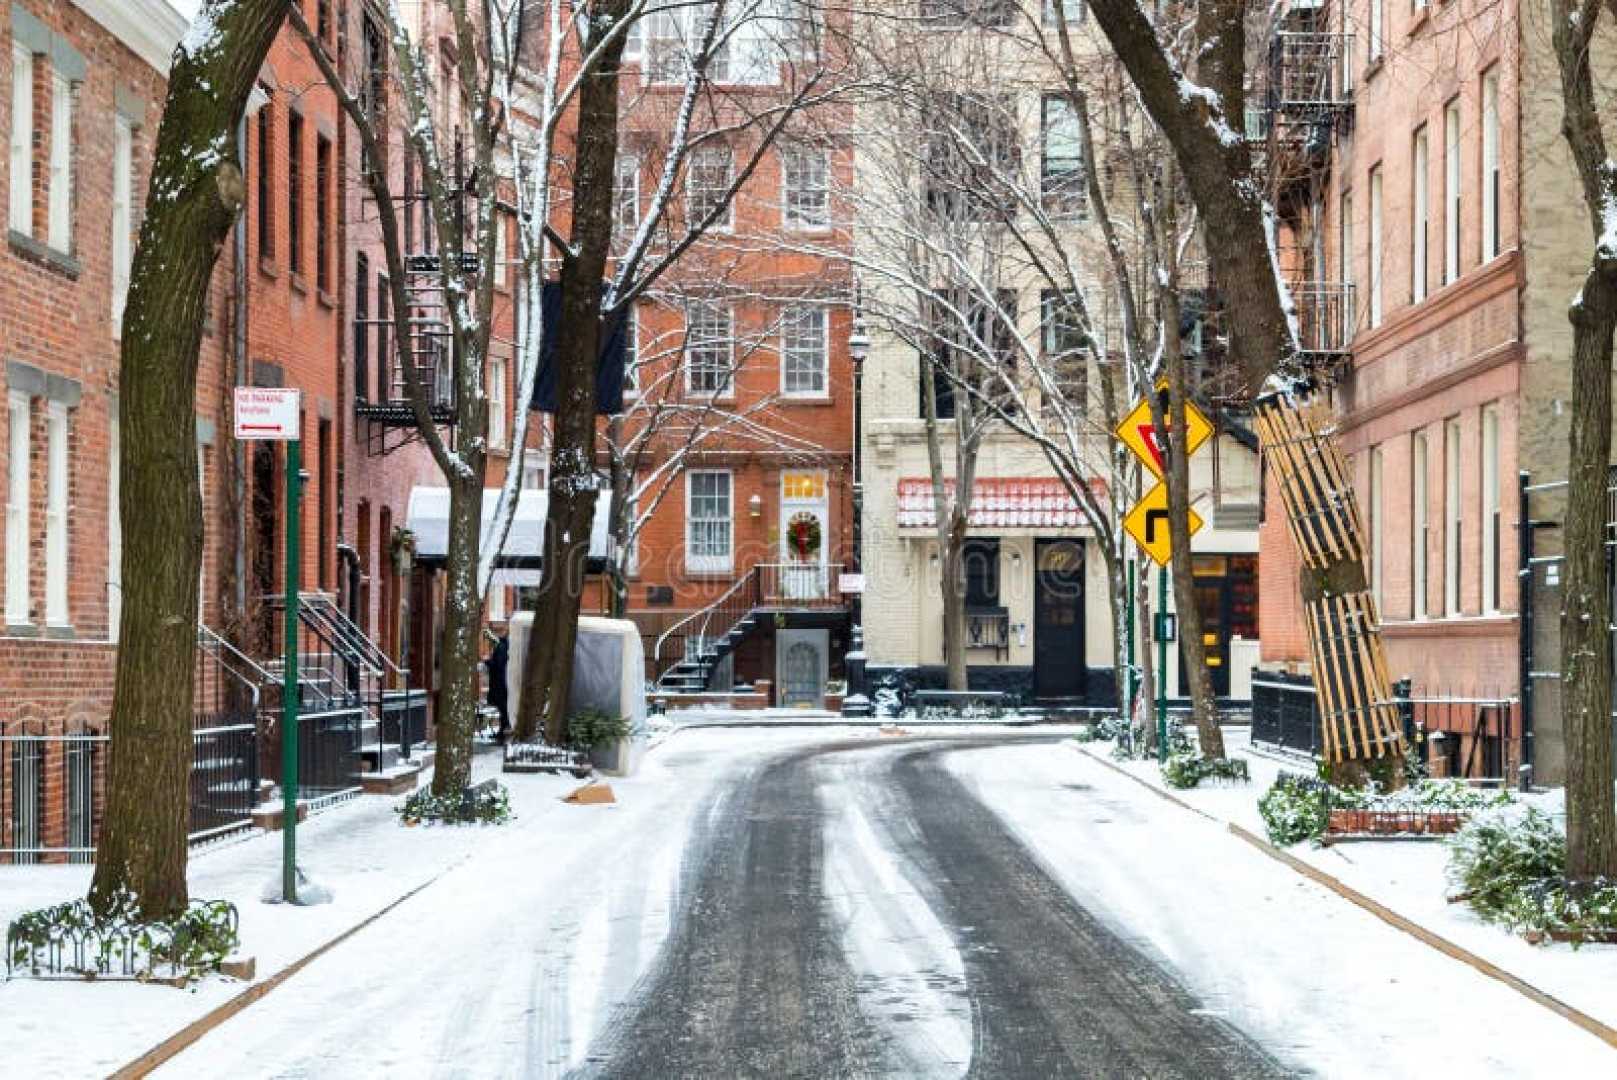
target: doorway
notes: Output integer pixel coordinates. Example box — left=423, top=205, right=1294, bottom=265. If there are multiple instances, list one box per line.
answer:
left=1034, top=539, right=1086, bottom=699
left=1178, top=553, right=1259, bottom=698
left=777, top=628, right=828, bottom=708
left=251, top=442, right=281, bottom=650
left=780, top=471, right=828, bottom=601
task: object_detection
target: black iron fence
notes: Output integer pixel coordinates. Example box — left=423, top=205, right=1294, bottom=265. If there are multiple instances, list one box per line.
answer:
left=1250, top=670, right=1520, bottom=784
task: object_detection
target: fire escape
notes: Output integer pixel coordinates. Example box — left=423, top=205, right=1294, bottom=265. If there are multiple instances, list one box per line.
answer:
left=1257, top=7, right=1356, bottom=377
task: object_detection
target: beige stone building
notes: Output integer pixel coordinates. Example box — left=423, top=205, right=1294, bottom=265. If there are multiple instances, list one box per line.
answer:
left=852, top=6, right=1262, bottom=706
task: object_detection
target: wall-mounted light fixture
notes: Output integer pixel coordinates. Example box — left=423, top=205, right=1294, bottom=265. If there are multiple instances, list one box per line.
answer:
left=748, top=493, right=764, bottom=518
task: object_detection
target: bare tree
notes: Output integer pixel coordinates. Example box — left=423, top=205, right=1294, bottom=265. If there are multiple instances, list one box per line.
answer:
left=1548, top=0, right=1617, bottom=881
left=92, top=0, right=292, bottom=919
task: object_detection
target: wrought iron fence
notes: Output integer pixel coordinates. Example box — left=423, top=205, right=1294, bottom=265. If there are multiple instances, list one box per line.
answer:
left=0, top=722, right=104, bottom=866
left=1249, top=672, right=1322, bottom=757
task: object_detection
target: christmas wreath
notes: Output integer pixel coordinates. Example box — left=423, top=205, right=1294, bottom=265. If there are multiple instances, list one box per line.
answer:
left=787, top=513, right=822, bottom=560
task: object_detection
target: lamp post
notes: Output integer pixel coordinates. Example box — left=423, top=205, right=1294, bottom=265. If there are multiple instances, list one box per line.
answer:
left=843, top=319, right=872, bottom=717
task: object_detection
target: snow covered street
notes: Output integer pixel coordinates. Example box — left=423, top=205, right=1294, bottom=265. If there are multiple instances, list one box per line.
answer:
left=10, top=727, right=1617, bottom=1077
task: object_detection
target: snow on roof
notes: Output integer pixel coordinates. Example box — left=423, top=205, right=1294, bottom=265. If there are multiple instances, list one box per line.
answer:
left=895, top=477, right=1104, bottom=530
left=405, top=487, right=613, bottom=564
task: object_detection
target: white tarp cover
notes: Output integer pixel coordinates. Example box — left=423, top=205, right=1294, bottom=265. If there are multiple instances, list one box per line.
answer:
left=404, top=487, right=613, bottom=573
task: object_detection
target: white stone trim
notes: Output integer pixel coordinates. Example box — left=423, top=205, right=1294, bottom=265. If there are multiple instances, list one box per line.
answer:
left=72, top=0, right=188, bottom=75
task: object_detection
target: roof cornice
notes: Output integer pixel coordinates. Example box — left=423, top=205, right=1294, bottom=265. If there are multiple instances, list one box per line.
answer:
left=72, top=0, right=188, bottom=75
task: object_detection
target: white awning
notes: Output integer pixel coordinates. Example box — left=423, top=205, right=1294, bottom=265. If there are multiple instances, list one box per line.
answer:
left=404, top=487, right=614, bottom=568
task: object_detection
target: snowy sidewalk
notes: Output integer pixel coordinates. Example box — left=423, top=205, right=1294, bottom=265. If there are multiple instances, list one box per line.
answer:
left=1072, top=728, right=1617, bottom=1044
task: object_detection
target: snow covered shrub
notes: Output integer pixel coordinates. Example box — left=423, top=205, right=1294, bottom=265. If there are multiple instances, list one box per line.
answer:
left=1258, top=773, right=1331, bottom=846
left=6, top=891, right=239, bottom=982
left=398, top=780, right=513, bottom=826
left=567, top=709, right=631, bottom=750
left=1448, top=801, right=1617, bottom=943
left=1162, top=751, right=1251, bottom=789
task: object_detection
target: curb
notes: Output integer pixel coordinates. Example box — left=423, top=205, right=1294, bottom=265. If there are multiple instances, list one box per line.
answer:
left=1070, top=743, right=1617, bottom=1053
left=113, top=855, right=471, bottom=1078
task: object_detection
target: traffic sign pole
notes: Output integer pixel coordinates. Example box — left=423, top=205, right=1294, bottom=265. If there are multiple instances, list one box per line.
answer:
left=282, top=438, right=302, bottom=904
left=1156, top=564, right=1168, bottom=763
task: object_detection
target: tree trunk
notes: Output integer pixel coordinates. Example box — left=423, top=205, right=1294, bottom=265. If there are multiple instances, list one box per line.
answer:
left=431, top=476, right=484, bottom=795
left=940, top=517, right=969, bottom=692
left=1106, top=547, right=1131, bottom=721
left=90, top=0, right=290, bottom=920
left=516, top=0, right=633, bottom=745
left=1137, top=575, right=1157, bottom=753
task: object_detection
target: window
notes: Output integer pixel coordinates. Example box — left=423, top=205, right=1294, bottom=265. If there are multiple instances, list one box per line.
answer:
left=355, top=253, right=370, bottom=399
left=781, top=144, right=829, bottom=230
left=316, top=135, right=332, bottom=292
left=1369, top=0, right=1384, bottom=61
left=317, top=419, right=331, bottom=591
left=922, top=288, right=1018, bottom=419
left=521, top=450, right=545, bottom=490
left=361, top=17, right=388, bottom=182
left=1043, top=0, right=1084, bottom=26
left=8, top=44, right=31, bottom=235
left=287, top=112, right=304, bottom=274
left=1413, top=0, right=1428, bottom=12
left=5, top=392, right=28, bottom=624
left=489, top=355, right=508, bottom=450
left=489, top=584, right=508, bottom=622
left=494, top=212, right=508, bottom=287
left=922, top=0, right=1015, bottom=28
left=48, top=74, right=72, bottom=252
left=1482, top=68, right=1500, bottom=261
left=614, top=153, right=640, bottom=238
left=962, top=538, right=1000, bottom=608
left=1369, top=166, right=1384, bottom=328
left=925, top=93, right=1019, bottom=221
left=45, top=402, right=67, bottom=627
left=108, top=408, right=120, bottom=638
left=1340, top=190, right=1355, bottom=339
left=781, top=305, right=827, bottom=396
left=112, top=117, right=134, bottom=334
left=1041, top=289, right=1087, bottom=414
left=686, top=146, right=733, bottom=230
left=1482, top=404, right=1501, bottom=612
left=687, top=471, right=733, bottom=573
left=1413, top=431, right=1428, bottom=618
left=1444, top=100, right=1461, bottom=283
left=1041, top=94, right=1085, bottom=215
left=318, top=0, right=333, bottom=42
left=1369, top=447, right=1383, bottom=610
left=684, top=302, right=733, bottom=396
left=256, top=101, right=273, bottom=260
left=377, top=275, right=391, bottom=392
left=1444, top=417, right=1462, bottom=616
left=1412, top=127, right=1428, bottom=303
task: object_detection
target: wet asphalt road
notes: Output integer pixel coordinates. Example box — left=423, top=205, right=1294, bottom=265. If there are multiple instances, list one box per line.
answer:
left=575, top=737, right=1290, bottom=1080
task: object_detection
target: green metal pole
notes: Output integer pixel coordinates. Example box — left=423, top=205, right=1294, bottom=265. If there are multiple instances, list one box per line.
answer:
left=1156, top=564, right=1169, bottom=764
left=282, top=438, right=302, bottom=904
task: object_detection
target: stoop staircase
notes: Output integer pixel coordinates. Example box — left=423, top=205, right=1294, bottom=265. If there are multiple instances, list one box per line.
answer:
left=653, top=563, right=846, bottom=694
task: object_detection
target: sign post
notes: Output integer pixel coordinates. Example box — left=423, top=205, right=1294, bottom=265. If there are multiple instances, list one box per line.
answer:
left=1157, top=565, right=1169, bottom=762
left=234, top=388, right=303, bottom=903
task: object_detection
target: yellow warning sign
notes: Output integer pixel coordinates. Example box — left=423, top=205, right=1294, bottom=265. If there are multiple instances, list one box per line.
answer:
left=1123, top=481, right=1204, bottom=567
left=1115, top=381, right=1213, bottom=480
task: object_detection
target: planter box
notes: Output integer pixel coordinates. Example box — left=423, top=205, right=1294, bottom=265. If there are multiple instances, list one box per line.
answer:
left=1327, top=808, right=1466, bottom=837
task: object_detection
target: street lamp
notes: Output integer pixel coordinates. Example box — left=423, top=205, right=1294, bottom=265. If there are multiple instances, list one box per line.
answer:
left=843, top=318, right=872, bottom=717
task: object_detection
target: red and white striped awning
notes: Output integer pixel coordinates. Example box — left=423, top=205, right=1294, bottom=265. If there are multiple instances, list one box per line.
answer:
left=896, top=477, right=1105, bottom=530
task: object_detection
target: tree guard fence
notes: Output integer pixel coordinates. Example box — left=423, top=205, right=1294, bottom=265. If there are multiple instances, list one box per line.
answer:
left=1254, top=393, right=1406, bottom=764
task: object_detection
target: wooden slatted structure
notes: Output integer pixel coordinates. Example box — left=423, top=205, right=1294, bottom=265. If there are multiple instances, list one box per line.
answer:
left=1257, top=393, right=1406, bottom=763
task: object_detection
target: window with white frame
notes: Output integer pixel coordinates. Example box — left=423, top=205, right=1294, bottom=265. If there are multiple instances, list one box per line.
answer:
left=1369, top=446, right=1383, bottom=610
left=1369, top=0, right=1384, bottom=61
left=5, top=392, right=28, bottom=625
left=686, top=470, right=733, bottom=573
left=684, top=302, right=733, bottom=395
left=686, top=146, right=734, bottom=230
left=108, top=406, right=120, bottom=638
left=48, top=74, right=72, bottom=252
left=489, top=584, right=507, bottom=622
left=1369, top=166, right=1384, bottom=328
left=781, top=144, right=829, bottom=230
left=112, top=118, right=134, bottom=333
left=489, top=355, right=507, bottom=450
left=781, top=304, right=827, bottom=396
left=9, top=44, right=32, bottom=235
left=1444, top=417, right=1462, bottom=616
left=615, top=153, right=640, bottom=237
left=1444, top=100, right=1461, bottom=284
left=45, top=402, right=67, bottom=627
left=521, top=450, right=545, bottom=490
left=1482, top=68, right=1501, bottom=261
left=1340, top=190, right=1355, bottom=339
left=1043, top=0, right=1084, bottom=26
left=1040, top=93, right=1085, bottom=216
left=643, top=4, right=782, bottom=85
left=1412, top=431, right=1428, bottom=618
left=1412, top=127, right=1428, bottom=303
left=1482, top=404, right=1501, bottom=612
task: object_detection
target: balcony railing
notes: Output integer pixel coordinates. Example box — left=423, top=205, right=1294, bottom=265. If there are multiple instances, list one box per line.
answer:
left=1267, top=32, right=1354, bottom=115
left=758, top=562, right=846, bottom=607
left=1291, top=281, right=1356, bottom=359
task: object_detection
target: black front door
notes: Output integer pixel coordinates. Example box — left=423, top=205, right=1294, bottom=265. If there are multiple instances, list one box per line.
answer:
left=1034, top=539, right=1086, bottom=699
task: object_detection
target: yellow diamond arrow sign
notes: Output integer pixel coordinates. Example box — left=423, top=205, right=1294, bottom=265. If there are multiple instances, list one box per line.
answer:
left=1124, top=481, right=1203, bottom=567
left=1115, top=381, right=1213, bottom=480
